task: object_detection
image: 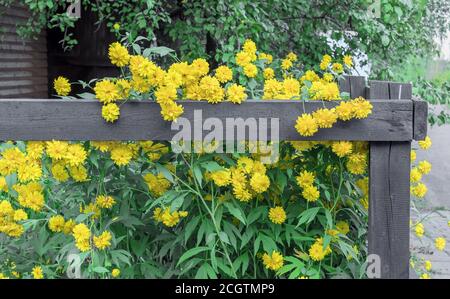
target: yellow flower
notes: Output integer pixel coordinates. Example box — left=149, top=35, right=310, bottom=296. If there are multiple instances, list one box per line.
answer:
left=411, top=150, right=417, bottom=162
left=286, top=52, right=298, bottom=62
left=351, top=97, right=373, bottom=119
left=53, top=76, right=71, bottom=96
left=46, top=141, right=69, bottom=160
left=263, top=68, right=275, bottom=79
left=262, top=251, right=284, bottom=271
left=243, top=64, right=258, bottom=78
left=331, top=141, right=353, bottom=158
left=281, top=59, right=293, bottom=70
left=110, top=144, right=133, bottom=166
left=295, top=114, right=318, bottom=137
left=113, top=23, right=121, bottom=30
left=335, top=101, right=353, bottom=121
left=65, top=144, right=87, bottom=167
left=420, top=273, right=430, bottom=279
left=210, top=170, right=231, bottom=187
left=31, top=266, right=44, bottom=279
left=48, top=215, right=65, bottom=232
left=336, top=221, right=350, bottom=235
left=320, top=55, right=332, bottom=70
left=268, top=206, right=287, bottom=224
left=102, top=103, right=120, bottom=123
left=343, top=55, right=353, bottom=67
left=108, top=42, right=130, bottom=67
left=312, top=108, right=337, bottom=128
left=215, top=65, right=233, bottom=83
left=63, top=219, right=76, bottom=234
left=94, top=80, right=119, bottom=104
left=411, top=182, right=427, bottom=198
left=424, top=260, right=432, bottom=271
left=250, top=172, right=270, bottom=193
left=282, top=78, right=300, bottom=98
left=94, top=231, right=112, bottom=250
left=96, top=195, right=116, bottom=209
left=144, top=172, right=171, bottom=197
left=112, top=268, right=120, bottom=278
left=417, top=160, right=431, bottom=175
left=302, top=184, right=320, bottom=202
left=160, top=101, right=184, bottom=121
left=296, top=170, right=315, bottom=188
left=308, top=238, right=331, bottom=261
left=13, top=209, right=28, bottom=221
left=435, top=237, right=446, bottom=251
left=0, top=177, right=8, bottom=193
left=242, top=39, right=257, bottom=56
left=235, top=51, right=252, bottom=67
left=153, top=207, right=188, bottom=227
left=68, top=165, right=88, bottom=182
left=415, top=223, right=424, bottom=238
left=418, top=136, right=432, bottom=150
left=198, top=76, right=224, bottom=103
left=332, top=63, right=343, bottom=74
left=72, top=223, right=91, bottom=252
left=410, top=167, right=422, bottom=183
left=17, top=162, right=42, bottom=182
left=226, top=84, right=247, bottom=104
left=258, top=53, right=273, bottom=63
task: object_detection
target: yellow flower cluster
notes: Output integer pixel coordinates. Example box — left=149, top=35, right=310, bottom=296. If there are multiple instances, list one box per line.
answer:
left=296, top=170, right=320, bottom=202
left=209, top=157, right=270, bottom=202
left=153, top=207, right=188, bottom=227
left=295, top=97, right=373, bottom=137
left=411, top=136, right=432, bottom=199
left=144, top=172, right=172, bottom=197
left=48, top=215, right=75, bottom=234
left=0, top=200, right=27, bottom=237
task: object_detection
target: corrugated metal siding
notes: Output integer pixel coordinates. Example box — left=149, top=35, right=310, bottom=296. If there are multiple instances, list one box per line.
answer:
left=0, top=2, right=48, bottom=98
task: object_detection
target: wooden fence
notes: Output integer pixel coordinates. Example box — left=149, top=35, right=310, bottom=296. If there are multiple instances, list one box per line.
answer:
left=0, top=2, right=48, bottom=98
left=0, top=76, right=428, bottom=279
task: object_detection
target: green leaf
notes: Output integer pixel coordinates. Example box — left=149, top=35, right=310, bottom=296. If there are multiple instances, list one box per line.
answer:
left=224, top=202, right=246, bottom=224
left=93, top=266, right=109, bottom=274
left=296, top=207, right=321, bottom=228
left=177, top=246, right=210, bottom=266
left=147, top=46, right=175, bottom=57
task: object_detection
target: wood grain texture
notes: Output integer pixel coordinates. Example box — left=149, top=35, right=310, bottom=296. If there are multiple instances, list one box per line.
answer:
left=0, top=3, right=48, bottom=98
left=412, top=98, right=428, bottom=141
left=0, top=99, right=414, bottom=141
left=369, top=141, right=411, bottom=278
left=368, top=79, right=411, bottom=279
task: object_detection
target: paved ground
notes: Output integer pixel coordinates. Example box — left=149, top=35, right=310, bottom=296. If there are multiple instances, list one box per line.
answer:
left=411, top=122, right=450, bottom=278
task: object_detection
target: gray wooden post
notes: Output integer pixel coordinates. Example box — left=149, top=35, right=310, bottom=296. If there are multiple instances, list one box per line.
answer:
left=367, top=81, right=413, bottom=279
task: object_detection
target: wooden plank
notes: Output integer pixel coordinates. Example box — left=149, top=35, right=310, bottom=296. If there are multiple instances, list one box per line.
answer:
left=0, top=99, right=414, bottom=141
left=368, top=81, right=390, bottom=99
left=412, top=98, right=428, bottom=141
left=349, top=76, right=366, bottom=98
left=369, top=141, right=411, bottom=278
left=338, top=76, right=350, bottom=94
left=368, top=79, right=411, bottom=279
left=389, top=82, right=412, bottom=100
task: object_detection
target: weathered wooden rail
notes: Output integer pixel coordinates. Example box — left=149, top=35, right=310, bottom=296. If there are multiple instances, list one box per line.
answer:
left=0, top=76, right=428, bottom=279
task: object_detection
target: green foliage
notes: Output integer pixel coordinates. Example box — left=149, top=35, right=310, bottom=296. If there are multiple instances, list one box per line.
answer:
left=414, top=78, right=450, bottom=126
left=3, top=0, right=450, bottom=76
